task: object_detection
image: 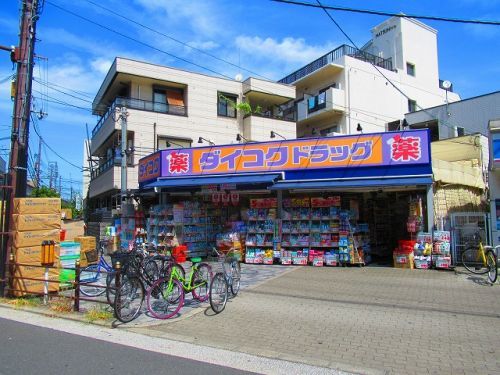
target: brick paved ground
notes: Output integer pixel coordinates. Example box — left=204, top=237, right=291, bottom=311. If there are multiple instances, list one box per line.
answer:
left=131, top=266, right=500, bottom=375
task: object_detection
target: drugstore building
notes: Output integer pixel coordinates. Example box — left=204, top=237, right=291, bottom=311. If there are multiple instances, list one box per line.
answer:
left=138, top=129, right=432, bottom=266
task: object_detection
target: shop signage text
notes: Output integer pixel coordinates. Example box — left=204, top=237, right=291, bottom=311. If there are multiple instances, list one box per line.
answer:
left=139, top=130, right=430, bottom=182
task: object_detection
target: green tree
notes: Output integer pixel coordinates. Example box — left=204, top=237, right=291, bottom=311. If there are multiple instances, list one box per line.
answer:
left=31, top=186, right=60, bottom=198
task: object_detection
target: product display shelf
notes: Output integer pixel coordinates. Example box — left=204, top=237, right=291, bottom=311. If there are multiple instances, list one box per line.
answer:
left=245, top=207, right=276, bottom=264
left=147, top=205, right=176, bottom=245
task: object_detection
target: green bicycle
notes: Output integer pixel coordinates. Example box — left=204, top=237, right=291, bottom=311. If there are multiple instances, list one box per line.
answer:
left=146, top=258, right=212, bottom=319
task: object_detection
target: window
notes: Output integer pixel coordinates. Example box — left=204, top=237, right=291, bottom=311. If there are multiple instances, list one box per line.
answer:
left=218, top=93, right=237, bottom=118
left=408, top=99, right=417, bottom=113
left=157, top=136, right=192, bottom=150
left=153, top=87, right=185, bottom=115
left=387, top=120, right=401, bottom=132
left=456, top=127, right=465, bottom=137
left=406, top=62, right=415, bottom=77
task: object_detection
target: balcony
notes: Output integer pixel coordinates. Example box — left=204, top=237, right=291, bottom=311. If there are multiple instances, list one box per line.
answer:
left=296, top=87, right=345, bottom=124
left=92, top=97, right=187, bottom=139
left=90, top=156, right=121, bottom=180
left=88, top=160, right=138, bottom=198
left=279, top=44, right=393, bottom=85
left=243, top=111, right=296, bottom=141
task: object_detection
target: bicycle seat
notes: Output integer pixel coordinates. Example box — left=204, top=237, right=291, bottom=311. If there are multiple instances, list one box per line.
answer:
left=191, top=257, right=202, bottom=263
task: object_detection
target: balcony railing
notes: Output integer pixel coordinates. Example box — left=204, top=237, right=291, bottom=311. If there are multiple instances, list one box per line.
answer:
left=307, top=92, right=327, bottom=114
left=92, top=96, right=187, bottom=138
left=243, top=108, right=296, bottom=122
left=279, top=44, right=393, bottom=85
left=90, top=156, right=121, bottom=180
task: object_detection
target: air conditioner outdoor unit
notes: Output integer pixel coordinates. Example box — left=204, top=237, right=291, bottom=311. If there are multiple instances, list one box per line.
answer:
left=325, top=132, right=344, bottom=137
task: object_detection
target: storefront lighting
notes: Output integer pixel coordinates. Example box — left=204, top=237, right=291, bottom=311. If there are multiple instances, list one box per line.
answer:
left=356, top=123, right=363, bottom=133
left=198, top=137, right=215, bottom=146
left=236, top=133, right=250, bottom=143
left=166, top=140, right=185, bottom=148
left=270, top=131, right=286, bottom=140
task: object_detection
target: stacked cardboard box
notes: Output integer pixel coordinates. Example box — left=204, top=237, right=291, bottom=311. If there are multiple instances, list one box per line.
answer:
left=11, top=198, right=61, bottom=296
left=74, top=236, right=97, bottom=267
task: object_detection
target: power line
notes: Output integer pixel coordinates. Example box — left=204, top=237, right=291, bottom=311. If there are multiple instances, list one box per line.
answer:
left=30, top=114, right=84, bottom=171
left=82, top=0, right=272, bottom=81
left=309, top=0, right=480, bottom=136
left=272, top=0, right=500, bottom=26
left=34, top=78, right=94, bottom=103
left=32, top=90, right=93, bottom=112
left=46, top=0, right=234, bottom=80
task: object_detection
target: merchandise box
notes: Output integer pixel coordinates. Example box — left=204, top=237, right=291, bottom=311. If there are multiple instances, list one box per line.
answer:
left=281, top=257, right=292, bottom=265
left=263, top=257, right=273, bottom=265
left=14, top=198, right=61, bottom=215
left=12, top=265, right=59, bottom=297
left=434, top=256, right=451, bottom=269
left=12, top=214, right=61, bottom=231
left=14, top=244, right=60, bottom=265
left=13, top=229, right=59, bottom=248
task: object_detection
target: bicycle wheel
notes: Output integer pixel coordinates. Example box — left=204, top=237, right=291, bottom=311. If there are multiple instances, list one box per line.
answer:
left=191, top=263, right=212, bottom=302
left=79, top=265, right=106, bottom=297
left=462, top=247, right=489, bottom=274
left=114, top=276, right=144, bottom=323
left=163, top=263, right=185, bottom=280
left=144, top=258, right=160, bottom=285
left=146, top=278, right=184, bottom=320
left=230, top=260, right=241, bottom=297
left=486, top=250, right=498, bottom=284
left=209, top=272, right=228, bottom=314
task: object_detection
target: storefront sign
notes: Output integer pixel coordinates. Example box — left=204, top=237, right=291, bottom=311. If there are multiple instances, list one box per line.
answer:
left=152, top=130, right=429, bottom=178
left=138, top=152, right=161, bottom=183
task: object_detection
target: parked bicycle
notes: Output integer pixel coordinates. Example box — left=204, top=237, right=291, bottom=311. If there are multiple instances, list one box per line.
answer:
left=79, top=240, right=114, bottom=298
left=113, top=248, right=164, bottom=323
left=461, top=232, right=498, bottom=284
left=209, top=247, right=241, bottom=314
left=145, top=257, right=212, bottom=320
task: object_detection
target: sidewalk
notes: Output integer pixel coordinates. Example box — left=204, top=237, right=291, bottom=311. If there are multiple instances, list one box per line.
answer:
left=130, top=266, right=500, bottom=375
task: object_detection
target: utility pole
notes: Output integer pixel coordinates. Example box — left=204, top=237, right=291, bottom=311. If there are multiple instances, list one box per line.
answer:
left=9, top=0, right=40, bottom=198
left=1, top=0, right=41, bottom=297
left=117, top=106, right=128, bottom=204
left=35, top=136, right=42, bottom=187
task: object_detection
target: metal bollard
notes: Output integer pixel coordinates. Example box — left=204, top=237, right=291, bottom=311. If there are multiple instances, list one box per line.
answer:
left=114, top=261, right=121, bottom=310
left=74, top=259, right=80, bottom=312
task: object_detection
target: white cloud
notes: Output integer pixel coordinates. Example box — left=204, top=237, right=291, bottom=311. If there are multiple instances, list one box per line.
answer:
left=236, top=36, right=335, bottom=65
left=133, top=0, right=222, bottom=37
left=187, top=40, right=219, bottom=51
left=91, top=58, right=113, bottom=75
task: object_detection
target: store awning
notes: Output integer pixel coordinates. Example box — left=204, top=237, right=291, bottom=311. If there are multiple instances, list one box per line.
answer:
left=144, top=173, right=282, bottom=189
left=270, top=176, right=433, bottom=190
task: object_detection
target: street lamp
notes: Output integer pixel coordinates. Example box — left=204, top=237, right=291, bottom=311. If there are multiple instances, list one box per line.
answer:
left=270, top=131, right=286, bottom=140
left=198, top=136, right=215, bottom=146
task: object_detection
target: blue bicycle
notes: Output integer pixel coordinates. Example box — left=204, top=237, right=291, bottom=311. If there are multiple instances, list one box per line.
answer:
left=80, top=241, right=114, bottom=298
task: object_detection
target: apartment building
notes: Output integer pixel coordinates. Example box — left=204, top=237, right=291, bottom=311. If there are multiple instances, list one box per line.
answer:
left=279, top=16, right=461, bottom=138
left=87, top=58, right=296, bottom=210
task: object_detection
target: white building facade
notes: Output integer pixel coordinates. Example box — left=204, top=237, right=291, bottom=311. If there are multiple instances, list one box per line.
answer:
left=87, top=58, right=296, bottom=210
left=279, top=16, right=460, bottom=138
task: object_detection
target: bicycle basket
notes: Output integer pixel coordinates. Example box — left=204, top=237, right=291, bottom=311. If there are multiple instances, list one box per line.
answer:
left=110, top=251, right=135, bottom=268
left=84, top=248, right=98, bottom=263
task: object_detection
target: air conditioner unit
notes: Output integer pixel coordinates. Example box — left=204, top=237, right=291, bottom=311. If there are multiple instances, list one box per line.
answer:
left=325, top=132, right=344, bottom=137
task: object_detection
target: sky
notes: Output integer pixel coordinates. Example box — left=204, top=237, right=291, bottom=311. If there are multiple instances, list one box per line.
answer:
left=0, top=0, right=499, bottom=199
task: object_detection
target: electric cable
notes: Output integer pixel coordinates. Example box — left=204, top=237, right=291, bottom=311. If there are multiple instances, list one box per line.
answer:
left=46, top=0, right=235, bottom=81
left=82, top=0, right=273, bottom=81
left=272, top=0, right=500, bottom=26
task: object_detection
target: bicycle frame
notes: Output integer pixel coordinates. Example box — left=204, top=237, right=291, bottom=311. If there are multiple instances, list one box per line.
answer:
left=160, top=263, right=206, bottom=299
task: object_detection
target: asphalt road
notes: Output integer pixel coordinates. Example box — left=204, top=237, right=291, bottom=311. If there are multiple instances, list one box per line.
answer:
left=0, top=317, right=254, bottom=375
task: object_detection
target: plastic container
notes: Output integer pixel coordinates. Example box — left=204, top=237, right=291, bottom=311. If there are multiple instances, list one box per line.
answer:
left=60, top=229, right=67, bottom=241
left=60, top=241, right=81, bottom=256
left=398, top=240, right=416, bottom=254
